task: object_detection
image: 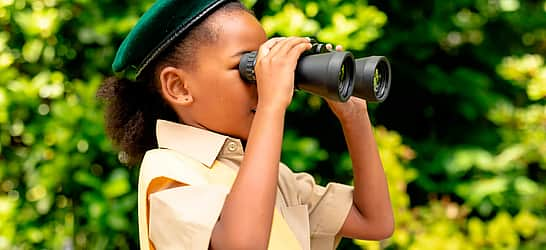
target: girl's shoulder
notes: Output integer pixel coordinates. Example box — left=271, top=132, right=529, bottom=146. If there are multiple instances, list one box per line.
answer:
left=140, top=148, right=209, bottom=187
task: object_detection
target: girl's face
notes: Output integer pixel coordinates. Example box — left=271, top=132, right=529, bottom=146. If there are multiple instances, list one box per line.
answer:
left=182, top=10, right=267, bottom=140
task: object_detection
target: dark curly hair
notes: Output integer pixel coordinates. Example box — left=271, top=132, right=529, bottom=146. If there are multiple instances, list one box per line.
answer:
left=97, top=1, right=249, bottom=165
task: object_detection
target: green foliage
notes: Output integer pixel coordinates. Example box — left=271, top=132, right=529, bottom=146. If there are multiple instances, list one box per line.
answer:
left=1, top=0, right=545, bottom=249
left=261, top=0, right=386, bottom=50
left=0, top=0, right=148, bottom=248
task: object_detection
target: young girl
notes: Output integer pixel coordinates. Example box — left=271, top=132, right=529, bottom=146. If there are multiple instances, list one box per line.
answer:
left=98, top=0, right=394, bottom=249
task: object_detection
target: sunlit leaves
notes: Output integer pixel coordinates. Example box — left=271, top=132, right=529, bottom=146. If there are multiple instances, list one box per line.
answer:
left=0, top=32, right=14, bottom=68
left=0, top=196, right=17, bottom=248
left=498, top=0, right=520, bottom=12
left=0, top=88, right=7, bottom=123
left=514, top=210, right=540, bottom=239
left=0, top=0, right=15, bottom=8
left=102, top=169, right=131, bottom=199
left=453, top=9, right=486, bottom=29
left=498, top=54, right=546, bottom=101
left=317, top=4, right=386, bottom=50
left=262, top=3, right=320, bottom=37
left=0, top=0, right=144, bottom=248
left=0, top=51, right=14, bottom=68
left=14, top=8, right=61, bottom=38
left=261, top=0, right=386, bottom=50
left=373, top=200, right=543, bottom=250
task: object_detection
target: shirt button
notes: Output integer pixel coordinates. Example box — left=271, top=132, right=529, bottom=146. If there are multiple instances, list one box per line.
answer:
left=227, top=141, right=238, bottom=152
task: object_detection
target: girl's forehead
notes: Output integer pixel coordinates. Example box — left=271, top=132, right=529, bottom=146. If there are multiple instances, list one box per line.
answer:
left=213, top=11, right=267, bottom=52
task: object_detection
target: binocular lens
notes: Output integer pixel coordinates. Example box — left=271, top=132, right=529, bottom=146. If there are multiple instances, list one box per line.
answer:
left=373, top=69, right=380, bottom=94
left=375, top=58, right=390, bottom=100
left=338, top=59, right=353, bottom=101
left=339, top=64, right=346, bottom=84
left=238, top=47, right=391, bottom=103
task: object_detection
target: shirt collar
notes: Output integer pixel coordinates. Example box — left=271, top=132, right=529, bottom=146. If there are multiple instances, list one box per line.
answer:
left=155, top=119, right=243, bottom=168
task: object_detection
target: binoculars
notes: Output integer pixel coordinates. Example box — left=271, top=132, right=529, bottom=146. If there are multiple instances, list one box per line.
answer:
left=239, top=40, right=391, bottom=102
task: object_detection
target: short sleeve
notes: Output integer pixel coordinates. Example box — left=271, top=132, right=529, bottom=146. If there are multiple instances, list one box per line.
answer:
left=291, top=169, right=353, bottom=249
left=148, top=184, right=229, bottom=250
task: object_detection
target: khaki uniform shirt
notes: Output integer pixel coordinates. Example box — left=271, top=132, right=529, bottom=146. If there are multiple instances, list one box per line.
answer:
left=137, top=120, right=354, bottom=249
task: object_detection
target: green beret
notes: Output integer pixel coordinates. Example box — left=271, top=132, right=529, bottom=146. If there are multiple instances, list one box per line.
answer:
left=112, top=0, right=230, bottom=77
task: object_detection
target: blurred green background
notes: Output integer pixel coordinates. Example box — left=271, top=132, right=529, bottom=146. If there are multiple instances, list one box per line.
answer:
left=0, top=0, right=545, bottom=249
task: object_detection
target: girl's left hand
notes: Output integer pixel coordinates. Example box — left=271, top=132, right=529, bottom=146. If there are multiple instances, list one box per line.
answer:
left=324, top=44, right=369, bottom=122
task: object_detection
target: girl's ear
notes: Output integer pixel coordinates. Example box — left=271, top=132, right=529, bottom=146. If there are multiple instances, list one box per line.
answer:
left=159, top=66, right=194, bottom=107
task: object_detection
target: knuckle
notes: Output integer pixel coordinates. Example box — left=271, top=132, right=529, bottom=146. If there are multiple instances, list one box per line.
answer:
left=270, top=57, right=280, bottom=65
left=256, top=58, right=267, bottom=66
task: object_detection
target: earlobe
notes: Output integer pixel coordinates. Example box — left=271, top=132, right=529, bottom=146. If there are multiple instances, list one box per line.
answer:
left=159, top=66, right=194, bottom=106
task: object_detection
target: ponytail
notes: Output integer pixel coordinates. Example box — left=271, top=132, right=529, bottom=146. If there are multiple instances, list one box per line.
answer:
left=97, top=76, right=178, bottom=165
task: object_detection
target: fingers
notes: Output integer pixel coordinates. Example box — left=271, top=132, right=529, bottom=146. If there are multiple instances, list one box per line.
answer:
left=325, top=43, right=344, bottom=51
left=258, top=37, right=311, bottom=61
left=287, top=42, right=313, bottom=59
left=258, top=38, right=344, bottom=66
left=257, top=37, right=285, bottom=59
left=268, top=37, right=311, bottom=57
left=253, top=37, right=311, bottom=109
left=280, top=38, right=313, bottom=63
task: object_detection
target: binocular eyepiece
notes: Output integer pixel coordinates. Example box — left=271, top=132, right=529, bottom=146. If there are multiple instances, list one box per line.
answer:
left=239, top=40, right=391, bottom=102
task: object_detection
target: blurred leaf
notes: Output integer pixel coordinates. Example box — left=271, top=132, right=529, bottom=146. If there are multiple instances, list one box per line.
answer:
left=102, top=169, right=130, bottom=199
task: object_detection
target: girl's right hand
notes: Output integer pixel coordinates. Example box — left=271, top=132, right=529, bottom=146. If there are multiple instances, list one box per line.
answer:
left=254, top=37, right=312, bottom=111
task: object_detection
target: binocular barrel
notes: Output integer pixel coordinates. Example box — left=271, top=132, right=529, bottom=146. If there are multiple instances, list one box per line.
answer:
left=239, top=45, right=391, bottom=102
left=295, top=51, right=355, bottom=102
left=354, top=56, right=391, bottom=102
